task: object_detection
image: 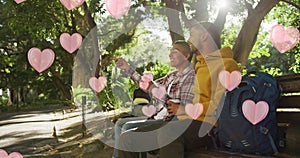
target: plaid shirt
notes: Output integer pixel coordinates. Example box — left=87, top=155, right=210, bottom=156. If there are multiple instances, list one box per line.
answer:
left=128, top=66, right=195, bottom=110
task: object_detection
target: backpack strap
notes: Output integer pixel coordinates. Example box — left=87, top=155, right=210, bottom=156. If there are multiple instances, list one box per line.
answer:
left=210, top=128, right=219, bottom=149
left=268, top=133, right=279, bottom=155
left=260, top=126, right=279, bottom=155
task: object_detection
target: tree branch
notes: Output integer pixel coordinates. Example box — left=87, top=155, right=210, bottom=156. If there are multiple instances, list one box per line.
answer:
left=214, top=7, right=229, bottom=37
left=232, top=0, right=280, bottom=66
left=165, top=0, right=185, bottom=42
left=280, top=0, right=300, bottom=10
left=244, top=0, right=254, bottom=15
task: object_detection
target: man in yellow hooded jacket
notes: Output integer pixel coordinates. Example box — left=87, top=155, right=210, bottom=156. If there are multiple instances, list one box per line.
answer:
left=153, top=22, right=240, bottom=158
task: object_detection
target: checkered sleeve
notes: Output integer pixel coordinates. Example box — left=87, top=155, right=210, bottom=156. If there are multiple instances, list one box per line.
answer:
left=154, top=75, right=169, bottom=86
left=180, top=71, right=195, bottom=106
left=127, top=67, right=141, bottom=85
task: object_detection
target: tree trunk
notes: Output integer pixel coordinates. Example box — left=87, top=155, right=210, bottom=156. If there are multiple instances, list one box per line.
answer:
left=7, top=89, right=12, bottom=106
left=58, top=81, right=71, bottom=101
left=51, top=70, right=72, bottom=102
left=10, top=89, right=18, bottom=105
left=82, top=2, right=101, bottom=77
left=214, top=7, right=229, bottom=37
left=193, top=0, right=209, bottom=22
left=165, top=0, right=185, bottom=42
left=233, top=0, right=280, bottom=66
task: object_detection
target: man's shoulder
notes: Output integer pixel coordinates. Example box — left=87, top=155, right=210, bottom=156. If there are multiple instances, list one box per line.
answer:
left=186, top=66, right=196, bottom=74
left=168, top=70, right=179, bottom=76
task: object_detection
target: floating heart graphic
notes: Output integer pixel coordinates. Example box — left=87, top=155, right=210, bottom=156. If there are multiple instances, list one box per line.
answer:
left=242, top=100, right=269, bottom=125
left=105, top=0, right=131, bottom=18
left=7, top=152, right=23, bottom=158
left=141, top=72, right=153, bottom=82
left=185, top=103, right=204, bottom=120
left=142, top=105, right=156, bottom=117
left=89, top=77, right=107, bottom=93
left=60, top=33, right=82, bottom=54
left=28, top=48, right=55, bottom=73
left=139, top=81, right=149, bottom=90
left=0, top=149, right=7, bottom=157
left=151, top=86, right=166, bottom=100
left=0, top=149, right=23, bottom=158
left=14, top=0, right=26, bottom=4
left=219, top=70, right=242, bottom=91
left=60, top=0, right=85, bottom=10
left=139, top=72, right=154, bottom=90
left=270, top=24, right=300, bottom=53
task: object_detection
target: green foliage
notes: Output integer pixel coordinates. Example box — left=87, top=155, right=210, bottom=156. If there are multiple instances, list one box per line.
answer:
left=0, top=94, right=8, bottom=107
left=72, top=86, right=97, bottom=105
left=1, top=0, right=299, bottom=113
left=150, top=62, right=173, bottom=80
left=0, top=0, right=78, bottom=108
left=245, top=1, right=300, bottom=76
left=222, top=22, right=241, bottom=48
left=88, top=0, right=105, bottom=13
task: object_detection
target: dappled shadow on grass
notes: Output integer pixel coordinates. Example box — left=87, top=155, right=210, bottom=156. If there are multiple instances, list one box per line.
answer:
left=50, top=111, right=136, bottom=158
left=1, top=119, right=115, bottom=158
left=51, top=121, right=114, bottom=158
left=1, top=136, right=59, bottom=158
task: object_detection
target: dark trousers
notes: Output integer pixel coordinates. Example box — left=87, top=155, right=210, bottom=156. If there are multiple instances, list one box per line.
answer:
left=118, top=119, right=214, bottom=158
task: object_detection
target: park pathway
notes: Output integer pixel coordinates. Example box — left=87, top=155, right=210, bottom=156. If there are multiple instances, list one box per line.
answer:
left=0, top=108, right=114, bottom=158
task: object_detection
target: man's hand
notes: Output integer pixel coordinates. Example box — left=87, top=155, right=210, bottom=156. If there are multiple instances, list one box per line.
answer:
left=166, top=100, right=180, bottom=116
left=114, top=58, right=130, bottom=71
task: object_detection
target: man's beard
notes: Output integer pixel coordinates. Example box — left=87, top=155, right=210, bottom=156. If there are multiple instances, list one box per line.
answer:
left=190, top=44, right=202, bottom=55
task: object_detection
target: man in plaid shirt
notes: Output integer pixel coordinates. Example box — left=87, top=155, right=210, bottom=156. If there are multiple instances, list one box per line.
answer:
left=128, top=61, right=195, bottom=120
left=113, top=40, right=195, bottom=158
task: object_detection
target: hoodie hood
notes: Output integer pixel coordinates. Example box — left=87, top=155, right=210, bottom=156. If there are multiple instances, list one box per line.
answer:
left=195, top=47, right=234, bottom=65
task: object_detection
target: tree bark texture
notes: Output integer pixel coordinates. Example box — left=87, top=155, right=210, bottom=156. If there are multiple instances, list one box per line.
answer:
left=233, top=0, right=280, bottom=66
left=82, top=2, right=102, bottom=77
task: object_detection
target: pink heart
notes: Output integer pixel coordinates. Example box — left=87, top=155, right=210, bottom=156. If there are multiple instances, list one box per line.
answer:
left=151, top=86, right=166, bottom=100
left=8, top=152, right=23, bottom=158
left=0, top=149, right=8, bottom=157
left=0, top=149, right=23, bottom=158
left=14, top=0, right=26, bottom=4
left=139, top=73, right=154, bottom=90
left=141, top=72, right=153, bottom=82
left=28, top=48, right=55, bottom=73
left=142, top=105, right=156, bottom=117
left=60, top=33, right=82, bottom=54
left=242, top=100, right=269, bottom=125
left=139, top=81, right=149, bottom=90
left=89, top=77, right=107, bottom=93
left=185, top=103, right=203, bottom=120
left=219, top=70, right=242, bottom=91
left=60, top=0, right=85, bottom=10
left=270, top=24, right=300, bottom=53
left=105, top=0, right=131, bottom=18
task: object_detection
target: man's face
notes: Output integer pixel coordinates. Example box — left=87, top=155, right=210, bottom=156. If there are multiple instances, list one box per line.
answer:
left=169, top=48, right=187, bottom=68
left=188, top=27, right=204, bottom=55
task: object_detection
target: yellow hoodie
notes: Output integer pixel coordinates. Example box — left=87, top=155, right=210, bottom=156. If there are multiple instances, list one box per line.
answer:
left=178, top=47, right=240, bottom=125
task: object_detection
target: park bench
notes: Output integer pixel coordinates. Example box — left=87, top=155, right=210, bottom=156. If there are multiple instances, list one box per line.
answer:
left=112, top=74, right=300, bottom=158
left=186, top=73, right=300, bottom=158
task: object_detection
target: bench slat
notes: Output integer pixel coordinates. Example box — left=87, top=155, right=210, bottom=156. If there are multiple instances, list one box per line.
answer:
left=278, top=96, right=300, bottom=108
left=275, top=74, right=300, bottom=93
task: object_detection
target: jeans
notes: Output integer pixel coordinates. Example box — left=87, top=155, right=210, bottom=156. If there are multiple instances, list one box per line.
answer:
left=113, top=116, right=162, bottom=158
left=118, top=119, right=214, bottom=158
